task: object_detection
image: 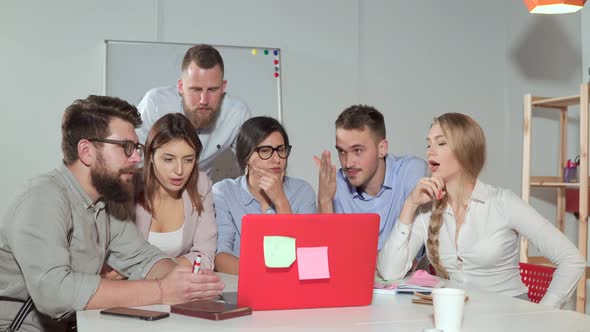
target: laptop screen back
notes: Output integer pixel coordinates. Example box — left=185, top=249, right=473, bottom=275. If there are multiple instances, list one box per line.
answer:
left=237, top=213, right=379, bottom=310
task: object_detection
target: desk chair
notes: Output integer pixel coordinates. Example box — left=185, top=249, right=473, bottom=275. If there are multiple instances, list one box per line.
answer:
left=519, top=262, right=556, bottom=303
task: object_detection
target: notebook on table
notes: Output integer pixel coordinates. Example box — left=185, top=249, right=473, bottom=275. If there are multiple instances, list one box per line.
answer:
left=236, top=213, right=380, bottom=310
left=171, top=300, right=252, bottom=320
left=373, top=270, right=445, bottom=295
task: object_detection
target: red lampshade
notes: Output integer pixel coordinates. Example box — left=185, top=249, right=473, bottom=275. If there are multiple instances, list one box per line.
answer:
left=524, top=0, right=586, bottom=13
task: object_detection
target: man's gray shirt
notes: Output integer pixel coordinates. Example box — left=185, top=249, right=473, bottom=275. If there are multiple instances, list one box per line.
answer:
left=0, top=164, right=169, bottom=331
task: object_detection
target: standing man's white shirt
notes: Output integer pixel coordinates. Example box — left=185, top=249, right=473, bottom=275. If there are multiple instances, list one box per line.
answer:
left=137, top=86, right=251, bottom=175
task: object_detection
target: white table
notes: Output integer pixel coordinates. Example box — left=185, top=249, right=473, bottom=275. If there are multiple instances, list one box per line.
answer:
left=77, top=274, right=590, bottom=331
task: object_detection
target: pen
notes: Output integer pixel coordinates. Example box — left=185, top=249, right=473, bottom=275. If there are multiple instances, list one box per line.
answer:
left=193, top=255, right=202, bottom=274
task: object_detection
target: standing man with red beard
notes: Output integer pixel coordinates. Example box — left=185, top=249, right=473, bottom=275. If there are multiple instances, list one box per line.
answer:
left=317, top=105, right=428, bottom=251
left=136, top=44, right=251, bottom=178
left=0, top=96, right=224, bottom=332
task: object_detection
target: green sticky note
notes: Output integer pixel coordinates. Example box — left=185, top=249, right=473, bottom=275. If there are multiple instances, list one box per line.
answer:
left=263, top=236, right=296, bottom=268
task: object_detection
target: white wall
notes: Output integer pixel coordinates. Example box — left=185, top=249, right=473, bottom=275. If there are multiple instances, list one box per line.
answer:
left=0, top=0, right=587, bottom=311
left=0, top=0, right=158, bottom=215
left=150, top=0, right=361, bottom=190
left=0, top=0, right=581, bottom=205
left=0, top=0, right=360, bottom=218
left=358, top=1, right=586, bottom=311
left=359, top=0, right=582, bottom=189
left=359, top=1, right=509, bottom=185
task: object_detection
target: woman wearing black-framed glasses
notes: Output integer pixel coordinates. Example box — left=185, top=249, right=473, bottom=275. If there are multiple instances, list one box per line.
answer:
left=212, top=116, right=317, bottom=275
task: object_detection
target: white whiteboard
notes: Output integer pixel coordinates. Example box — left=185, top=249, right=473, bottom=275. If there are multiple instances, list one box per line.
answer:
left=104, top=40, right=283, bottom=181
left=105, top=40, right=283, bottom=119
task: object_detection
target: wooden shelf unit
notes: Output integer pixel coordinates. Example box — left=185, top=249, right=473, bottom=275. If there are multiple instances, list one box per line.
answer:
left=529, top=176, right=590, bottom=188
left=521, top=83, right=589, bottom=313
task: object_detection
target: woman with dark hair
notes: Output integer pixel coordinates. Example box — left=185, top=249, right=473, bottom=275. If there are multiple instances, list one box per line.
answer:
left=135, top=113, right=217, bottom=269
left=213, top=116, right=316, bottom=274
left=377, top=113, right=584, bottom=308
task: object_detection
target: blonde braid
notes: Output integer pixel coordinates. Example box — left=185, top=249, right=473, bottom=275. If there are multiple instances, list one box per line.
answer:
left=427, top=195, right=449, bottom=279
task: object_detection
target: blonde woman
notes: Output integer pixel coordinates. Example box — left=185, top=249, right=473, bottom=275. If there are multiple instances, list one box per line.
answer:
left=377, top=113, right=584, bottom=308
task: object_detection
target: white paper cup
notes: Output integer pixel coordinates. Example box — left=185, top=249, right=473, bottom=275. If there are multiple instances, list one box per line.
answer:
left=432, top=288, right=465, bottom=332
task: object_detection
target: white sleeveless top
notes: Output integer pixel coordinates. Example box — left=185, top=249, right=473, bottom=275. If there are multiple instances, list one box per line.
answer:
left=148, top=224, right=184, bottom=257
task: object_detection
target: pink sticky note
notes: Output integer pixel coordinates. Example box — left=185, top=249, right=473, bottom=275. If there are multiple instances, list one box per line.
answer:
left=296, top=246, right=330, bottom=280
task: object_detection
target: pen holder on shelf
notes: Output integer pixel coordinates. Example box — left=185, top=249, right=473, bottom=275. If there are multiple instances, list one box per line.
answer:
left=563, top=157, right=579, bottom=183
left=564, top=166, right=578, bottom=183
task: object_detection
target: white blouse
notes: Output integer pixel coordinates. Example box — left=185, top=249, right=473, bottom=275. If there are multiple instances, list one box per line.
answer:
left=378, top=180, right=585, bottom=308
left=148, top=224, right=185, bottom=257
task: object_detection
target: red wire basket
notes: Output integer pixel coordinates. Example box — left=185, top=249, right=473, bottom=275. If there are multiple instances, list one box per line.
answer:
left=519, top=262, right=556, bottom=303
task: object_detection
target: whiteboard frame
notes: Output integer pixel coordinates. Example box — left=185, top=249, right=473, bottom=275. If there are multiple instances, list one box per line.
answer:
left=103, top=39, right=283, bottom=123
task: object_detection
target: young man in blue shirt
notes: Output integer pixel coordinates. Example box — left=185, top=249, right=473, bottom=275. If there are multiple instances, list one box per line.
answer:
left=317, top=105, right=428, bottom=250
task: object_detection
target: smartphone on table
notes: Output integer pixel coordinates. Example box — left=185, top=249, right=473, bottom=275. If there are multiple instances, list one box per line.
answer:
left=100, top=307, right=169, bottom=321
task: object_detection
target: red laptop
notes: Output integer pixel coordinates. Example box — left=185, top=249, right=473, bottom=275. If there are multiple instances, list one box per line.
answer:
left=236, top=213, right=379, bottom=310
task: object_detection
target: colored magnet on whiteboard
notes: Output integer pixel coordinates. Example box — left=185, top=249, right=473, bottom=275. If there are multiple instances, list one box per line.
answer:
left=264, top=49, right=269, bottom=55
left=273, top=59, right=279, bottom=65
left=252, top=49, right=258, bottom=55
left=274, top=66, right=279, bottom=71
left=274, top=73, right=279, bottom=78
left=297, top=246, right=330, bottom=280
left=273, top=50, right=279, bottom=56
left=263, top=236, right=296, bottom=268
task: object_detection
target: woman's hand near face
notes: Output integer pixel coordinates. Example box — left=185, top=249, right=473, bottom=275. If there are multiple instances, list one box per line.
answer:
left=250, top=165, right=291, bottom=213
left=398, top=176, right=446, bottom=225
left=408, top=176, right=446, bottom=206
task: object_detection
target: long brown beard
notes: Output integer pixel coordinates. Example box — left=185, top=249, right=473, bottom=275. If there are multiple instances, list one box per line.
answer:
left=181, top=93, right=223, bottom=129
left=91, top=153, right=138, bottom=203
left=185, top=107, right=217, bottom=129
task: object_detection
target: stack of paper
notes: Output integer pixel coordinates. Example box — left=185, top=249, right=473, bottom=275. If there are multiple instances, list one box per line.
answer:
left=374, top=270, right=444, bottom=295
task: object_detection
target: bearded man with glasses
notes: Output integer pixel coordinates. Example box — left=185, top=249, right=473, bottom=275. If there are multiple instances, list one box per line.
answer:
left=0, top=95, right=224, bottom=332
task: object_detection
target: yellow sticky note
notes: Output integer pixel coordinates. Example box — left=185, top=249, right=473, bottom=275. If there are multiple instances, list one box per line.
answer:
left=263, top=236, right=296, bottom=268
